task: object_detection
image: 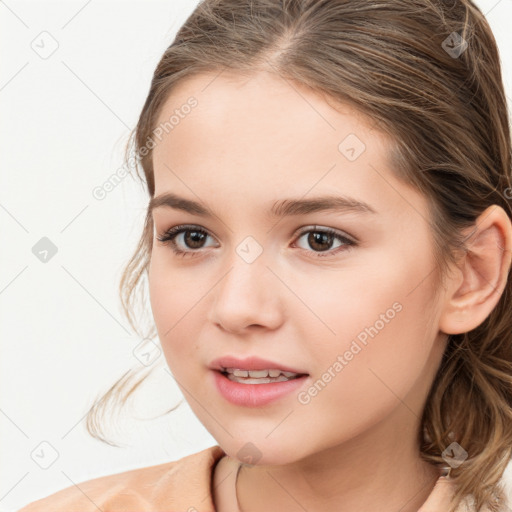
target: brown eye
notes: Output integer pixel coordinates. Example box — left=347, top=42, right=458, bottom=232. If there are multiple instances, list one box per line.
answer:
left=181, top=229, right=208, bottom=249
left=294, top=227, right=355, bottom=257
left=156, top=224, right=218, bottom=258
left=306, top=231, right=335, bottom=252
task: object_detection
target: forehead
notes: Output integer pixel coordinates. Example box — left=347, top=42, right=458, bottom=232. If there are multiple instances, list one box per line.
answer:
left=151, top=70, right=428, bottom=224
left=154, top=69, right=380, bottom=146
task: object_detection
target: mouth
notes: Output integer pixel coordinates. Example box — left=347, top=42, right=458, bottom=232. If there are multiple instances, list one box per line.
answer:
left=219, top=367, right=307, bottom=384
left=209, top=356, right=309, bottom=406
left=211, top=368, right=310, bottom=407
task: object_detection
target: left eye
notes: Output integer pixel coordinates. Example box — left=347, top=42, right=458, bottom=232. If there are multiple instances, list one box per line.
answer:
left=155, top=224, right=356, bottom=258
left=293, top=227, right=355, bottom=256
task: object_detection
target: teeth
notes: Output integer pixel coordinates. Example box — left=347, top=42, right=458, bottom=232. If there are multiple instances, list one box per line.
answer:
left=223, top=368, right=300, bottom=378
left=281, top=371, right=300, bottom=378
left=248, top=369, right=268, bottom=378
left=226, top=374, right=291, bottom=384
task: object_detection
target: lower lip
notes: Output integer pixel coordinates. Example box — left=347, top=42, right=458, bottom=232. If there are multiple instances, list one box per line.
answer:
left=211, top=370, right=309, bottom=407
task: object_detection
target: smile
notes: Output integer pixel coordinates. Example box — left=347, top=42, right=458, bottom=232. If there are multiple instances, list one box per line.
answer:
left=212, top=369, right=309, bottom=407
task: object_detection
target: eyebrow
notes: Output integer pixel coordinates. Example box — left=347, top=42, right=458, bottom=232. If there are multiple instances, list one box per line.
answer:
left=149, top=192, right=377, bottom=218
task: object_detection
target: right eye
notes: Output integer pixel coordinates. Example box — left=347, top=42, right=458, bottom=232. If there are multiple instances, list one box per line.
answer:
left=156, top=224, right=218, bottom=258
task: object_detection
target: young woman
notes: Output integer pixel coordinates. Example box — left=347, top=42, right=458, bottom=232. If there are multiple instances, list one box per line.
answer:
left=18, top=0, right=512, bottom=511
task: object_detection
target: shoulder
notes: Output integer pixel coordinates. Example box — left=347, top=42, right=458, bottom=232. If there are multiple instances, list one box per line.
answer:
left=17, top=445, right=225, bottom=512
left=419, top=476, right=495, bottom=512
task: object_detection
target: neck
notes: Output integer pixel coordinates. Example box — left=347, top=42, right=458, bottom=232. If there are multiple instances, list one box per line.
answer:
left=235, top=409, right=441, bottom=512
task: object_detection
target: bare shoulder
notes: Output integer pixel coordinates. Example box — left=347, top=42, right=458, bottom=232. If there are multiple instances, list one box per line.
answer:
left=16, top=445, right=225, bottom=512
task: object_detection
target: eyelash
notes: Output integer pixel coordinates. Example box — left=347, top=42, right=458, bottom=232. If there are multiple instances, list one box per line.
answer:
left=155, top=224, right=357, bottom=260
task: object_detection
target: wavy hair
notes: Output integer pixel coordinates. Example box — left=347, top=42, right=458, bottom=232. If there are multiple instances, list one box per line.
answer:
left=86, top=1, right=512, bottom=510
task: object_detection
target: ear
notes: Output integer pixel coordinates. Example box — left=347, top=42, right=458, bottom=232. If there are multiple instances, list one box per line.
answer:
left=439, top=205, right=512, bottom=335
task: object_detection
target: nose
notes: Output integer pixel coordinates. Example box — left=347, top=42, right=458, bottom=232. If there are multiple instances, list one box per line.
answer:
left=207, top=249, right=285, bottom=334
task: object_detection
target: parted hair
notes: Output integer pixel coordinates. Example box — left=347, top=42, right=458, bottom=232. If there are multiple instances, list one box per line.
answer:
left=86, top=1, right=512, bottom=510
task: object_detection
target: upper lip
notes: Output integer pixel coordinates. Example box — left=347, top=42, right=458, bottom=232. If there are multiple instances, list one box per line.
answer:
left=209, top=355, right=308, bottom=375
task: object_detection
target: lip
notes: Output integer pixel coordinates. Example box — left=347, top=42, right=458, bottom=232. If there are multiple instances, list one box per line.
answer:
left=209, top=355, right=308, bottom=374
left=211, top=370, right=309, bottom=407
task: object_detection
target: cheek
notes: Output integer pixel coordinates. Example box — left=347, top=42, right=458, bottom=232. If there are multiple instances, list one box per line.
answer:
left=148, top=254, right=205, bottom=366
left=288, top=289, right=438, bottom=457
left=304, top=251, right=439, bottom=418
left=290, top=246, right=434, bottom=353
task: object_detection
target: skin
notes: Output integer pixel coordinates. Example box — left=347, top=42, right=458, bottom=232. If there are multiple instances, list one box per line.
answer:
left=148, top=70, right=512, bottom=512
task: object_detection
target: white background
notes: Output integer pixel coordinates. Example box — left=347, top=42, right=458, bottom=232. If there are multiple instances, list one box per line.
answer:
left=1, top=1, right=512, bottom=510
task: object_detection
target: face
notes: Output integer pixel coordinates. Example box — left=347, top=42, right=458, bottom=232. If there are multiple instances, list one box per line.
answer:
left=148, top=70, right=449, bottom=465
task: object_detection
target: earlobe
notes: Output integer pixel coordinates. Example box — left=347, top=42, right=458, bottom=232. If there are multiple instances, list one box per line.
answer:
left=439, top=205, right=512, bottom=336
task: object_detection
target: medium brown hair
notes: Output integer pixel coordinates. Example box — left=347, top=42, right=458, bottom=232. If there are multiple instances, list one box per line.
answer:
left=86, top=1, right=512, bottom=510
